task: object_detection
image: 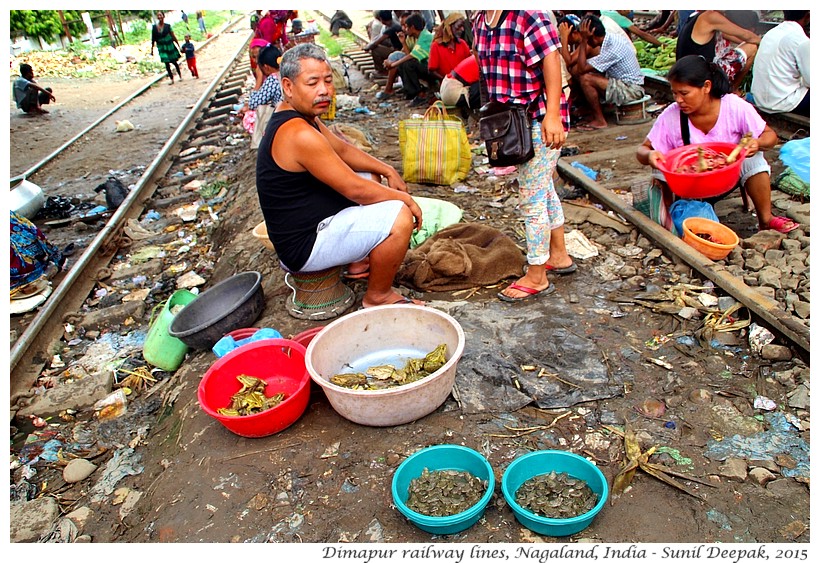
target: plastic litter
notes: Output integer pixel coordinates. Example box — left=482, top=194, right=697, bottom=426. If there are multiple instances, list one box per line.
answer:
left=675, top=335, right=696, bottom=347
left=211, top=327, right=284, bottom=358
left=705, top=412, right=809, bottom=480
left=93, top=389, right=128, bottom=421
left=748, top=323, right=775, bottom=354
left=564, top=229, right=599, bottom=259
left=669, top=199, right=719, bottom=238
left=753, top=396, right=777, bottom=411
left=490, top=166, right=517, bottom=176
left=778, top=137, right=810, bottom=183
left=571, top=161, right=598, bottom=180
left=453, top=184, right=478, bottom=193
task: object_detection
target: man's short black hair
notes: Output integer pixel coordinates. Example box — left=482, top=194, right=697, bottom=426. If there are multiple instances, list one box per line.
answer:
left=19, top=63, right=32, bottom=75
left=405, top=13, right=424, bottom=31
left=784, top=10, right=809, bottom=21
left=377, top=10, right=393, bottom=23
left=584, top=15, right=606, bottom=37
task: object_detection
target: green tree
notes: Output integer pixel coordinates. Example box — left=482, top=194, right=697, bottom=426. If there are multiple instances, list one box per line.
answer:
left=9, top=10, right=91, bottom=42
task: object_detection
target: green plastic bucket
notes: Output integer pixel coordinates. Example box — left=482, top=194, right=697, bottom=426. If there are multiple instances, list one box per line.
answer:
left=143, top=289, right=199, bottom=371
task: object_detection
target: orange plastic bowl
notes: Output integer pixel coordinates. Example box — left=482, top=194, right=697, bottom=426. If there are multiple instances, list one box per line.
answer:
left=682, top=217, right=739, bottom=261
left=198, top=339, right=310, bottom=438
left=657, top=142, right=746, bottom=199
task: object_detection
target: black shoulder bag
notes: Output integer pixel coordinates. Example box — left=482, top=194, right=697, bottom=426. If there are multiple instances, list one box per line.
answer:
left=479, top=101, right=535, bottom=167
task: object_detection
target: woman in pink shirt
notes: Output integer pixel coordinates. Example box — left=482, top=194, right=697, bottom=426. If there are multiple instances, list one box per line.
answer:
left=637, top=55, right=798, bottom=234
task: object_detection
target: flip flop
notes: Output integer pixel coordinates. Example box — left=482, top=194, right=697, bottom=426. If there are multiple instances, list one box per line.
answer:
left=765, top=216, right=799, bottom=234
left=575, top=124, right=608, bottom=132
left=545, top=262, right=577, bottom=275
left=497, top=283, right=556, bottom=303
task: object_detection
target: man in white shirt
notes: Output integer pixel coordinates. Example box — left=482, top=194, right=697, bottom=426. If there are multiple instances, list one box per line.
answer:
left=750, top=10, right=810, bottom=116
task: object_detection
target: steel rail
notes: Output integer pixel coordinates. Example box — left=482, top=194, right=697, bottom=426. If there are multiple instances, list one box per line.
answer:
left=10, top=29, right=253, bottom=376
left=556, top=160, right=810, bottom=356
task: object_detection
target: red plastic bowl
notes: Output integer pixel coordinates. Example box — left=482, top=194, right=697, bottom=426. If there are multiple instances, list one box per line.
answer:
left=198, top=339, right=310, bottom=438
left=226, top=327, right=259, bottom=340
left=657, top=142, right=746, bottom=199
left=292, top=326, right=324, bottom=349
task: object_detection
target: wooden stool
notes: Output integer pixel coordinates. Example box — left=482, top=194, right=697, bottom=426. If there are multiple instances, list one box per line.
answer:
left=283, top=265, right=354, bottom=321
left=615, top=94, right=652, bottom=125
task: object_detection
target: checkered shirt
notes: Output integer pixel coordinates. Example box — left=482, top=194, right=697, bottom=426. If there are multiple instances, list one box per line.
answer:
left=588, top=32, right=644, bottom=85
left=473, top=10, right=569, bottom=129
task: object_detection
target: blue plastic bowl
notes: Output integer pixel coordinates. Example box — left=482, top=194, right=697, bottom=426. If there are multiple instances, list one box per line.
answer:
left=392, top=444, right=495, bottom=535
left=502, top=450, right=608, bottom=537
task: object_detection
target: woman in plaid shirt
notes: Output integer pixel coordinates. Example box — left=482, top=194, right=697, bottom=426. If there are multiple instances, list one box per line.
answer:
left=474, top=10, right=575, bottom=302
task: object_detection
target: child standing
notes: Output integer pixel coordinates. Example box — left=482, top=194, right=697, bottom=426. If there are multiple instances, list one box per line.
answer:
left=181, top=35, right=199, bottom=78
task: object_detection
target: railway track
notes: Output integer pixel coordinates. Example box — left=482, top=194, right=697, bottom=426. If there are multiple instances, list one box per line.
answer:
left=10, top=15, right=253, bottom=400
left=10, top=10, right=809, bottom=411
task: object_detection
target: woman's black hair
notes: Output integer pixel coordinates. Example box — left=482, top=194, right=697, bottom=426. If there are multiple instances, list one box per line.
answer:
left=257, top=45, right=283, bottom=70
left=667, top=55, right=731, bottom=99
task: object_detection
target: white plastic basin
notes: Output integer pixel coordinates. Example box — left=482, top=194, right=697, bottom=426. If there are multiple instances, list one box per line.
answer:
left=305, top=304, right=465, bottom=426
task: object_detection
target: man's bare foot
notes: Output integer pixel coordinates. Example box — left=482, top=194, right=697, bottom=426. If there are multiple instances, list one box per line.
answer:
left=361, top=291, right=425, bottom=308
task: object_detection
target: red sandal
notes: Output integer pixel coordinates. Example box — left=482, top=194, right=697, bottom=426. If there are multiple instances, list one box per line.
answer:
left=765, top=216, right=799, bottom=234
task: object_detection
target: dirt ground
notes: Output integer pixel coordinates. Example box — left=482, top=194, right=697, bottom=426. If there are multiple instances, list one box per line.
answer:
left=8, top=11, right=810, bottom=554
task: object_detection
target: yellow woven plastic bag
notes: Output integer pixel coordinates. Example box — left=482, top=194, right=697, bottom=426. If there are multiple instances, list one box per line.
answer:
left=399, top=102, right=471, bottom=185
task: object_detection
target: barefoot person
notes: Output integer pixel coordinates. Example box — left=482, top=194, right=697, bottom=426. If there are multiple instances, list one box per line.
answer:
left=256, top=43, right=424, bottom=308
left=573, top=14, right=645, bottom=131
left=13, top=63, right=55, bottom=115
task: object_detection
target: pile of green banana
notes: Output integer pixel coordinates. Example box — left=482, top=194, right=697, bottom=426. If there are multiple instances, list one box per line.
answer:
left=634, top=36, right=678, bottom=72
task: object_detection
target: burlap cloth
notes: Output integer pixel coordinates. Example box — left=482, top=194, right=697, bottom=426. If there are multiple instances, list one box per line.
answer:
left=397, top=223, right=525, bottom=292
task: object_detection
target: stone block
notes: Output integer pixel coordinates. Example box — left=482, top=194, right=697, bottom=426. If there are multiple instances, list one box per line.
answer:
left=744, top=253, right=765, bottom=271
left=761, top=344, right=792, bottom=361
left=78, top=300, right=145, bottom=332
left=793, top=301, right=810, bottom=319
left=758, top=267, right=783, bottom=289
left=10, top=497, right=59, bottom=542
left=719, top=457, right=748, bottom=482
left=108, top=259, right=164, bottom=283
left=742, top=230, right=785, bottom=252
left=17, top=369, right=112, bottom=418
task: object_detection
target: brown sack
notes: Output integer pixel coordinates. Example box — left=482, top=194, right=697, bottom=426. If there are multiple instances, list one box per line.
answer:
left=397, top=223, right=525, bottom=292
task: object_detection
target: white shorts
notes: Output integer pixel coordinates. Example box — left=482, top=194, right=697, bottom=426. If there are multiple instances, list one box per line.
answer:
left=299, top=199, right=405, bottom=272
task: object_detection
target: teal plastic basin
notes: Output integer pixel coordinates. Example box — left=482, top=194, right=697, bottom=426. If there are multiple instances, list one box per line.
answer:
left=392, top=444, right=494, bottom=535
left=502, top=450, right=608, bottom=537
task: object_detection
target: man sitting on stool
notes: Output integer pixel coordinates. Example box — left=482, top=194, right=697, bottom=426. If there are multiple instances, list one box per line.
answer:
left=255, top=43, right=425, bottom=308
left=14, top=64, right=55, bottom=115
left=572, top=15, right=645, bottom=130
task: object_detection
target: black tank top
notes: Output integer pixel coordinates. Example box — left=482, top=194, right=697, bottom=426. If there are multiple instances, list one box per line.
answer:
left=256, top=110, right=355, bottom=272
left=676, top=13, right=716, bottom=61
